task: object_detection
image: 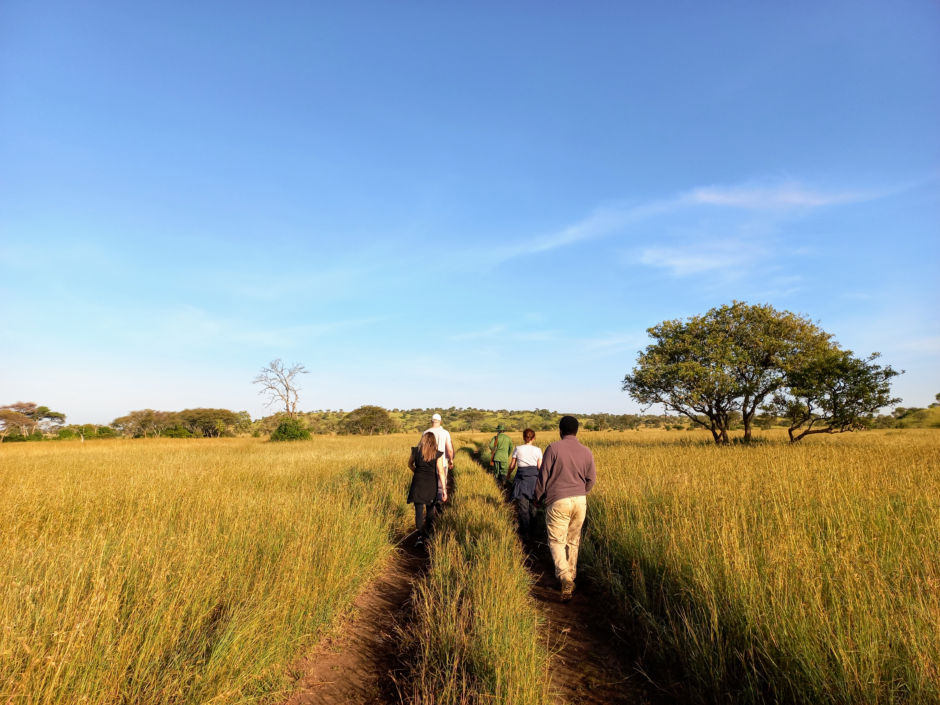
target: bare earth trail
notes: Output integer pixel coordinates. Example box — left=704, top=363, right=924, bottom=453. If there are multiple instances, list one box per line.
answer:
left=285, top=448, right=684, bottom=704
left=518, top=529, right=686, bottom=705
left=284, top=535, right=425, bottom=705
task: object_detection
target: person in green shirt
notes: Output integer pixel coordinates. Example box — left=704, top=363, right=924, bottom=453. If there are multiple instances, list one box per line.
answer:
left=488, top=424, right=515, bottom=486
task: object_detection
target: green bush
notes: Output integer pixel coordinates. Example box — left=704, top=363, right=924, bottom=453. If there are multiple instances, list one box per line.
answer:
left=163, top=425, right=193, bottom=439
left=270, top=418, right=311, bottom=442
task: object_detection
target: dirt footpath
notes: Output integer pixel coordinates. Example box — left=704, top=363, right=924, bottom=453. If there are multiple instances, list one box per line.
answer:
left=284, top=536, right=425, bottom=705
left=521, top=533, right=683, bottom=705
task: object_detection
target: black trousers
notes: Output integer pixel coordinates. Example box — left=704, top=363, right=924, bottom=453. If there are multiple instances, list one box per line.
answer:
left=516, top=495, right=537, bottom=537
left=415, top=502, right=438, bottom=538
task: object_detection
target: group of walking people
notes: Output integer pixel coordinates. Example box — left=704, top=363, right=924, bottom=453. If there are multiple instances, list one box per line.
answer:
left=407, top=413, right=596, bottom=601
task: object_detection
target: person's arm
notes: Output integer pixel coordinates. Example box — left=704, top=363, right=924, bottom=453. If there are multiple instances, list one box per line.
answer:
left=437, top=456, right=448, bottom=502
left=407, top=449, right=416, bottom=472
left=445, top=437, right=455, bottom=468
left=584, top=452, right=597, bottom=494
left=533, top=446, right=552, bottom=505
left=489, top=436, right=496, bottom=464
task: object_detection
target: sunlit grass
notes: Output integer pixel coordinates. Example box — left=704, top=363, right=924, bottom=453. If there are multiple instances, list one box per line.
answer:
left=580, top=429, right=940, bottom=703
left=0, top=437, right=413, bottom=704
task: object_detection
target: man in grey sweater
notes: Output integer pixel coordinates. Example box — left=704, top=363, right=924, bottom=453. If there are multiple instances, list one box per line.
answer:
left=534, top=415, right=596, bottom=601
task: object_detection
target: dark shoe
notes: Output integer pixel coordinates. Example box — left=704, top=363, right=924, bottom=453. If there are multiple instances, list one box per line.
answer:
left=415, top=536, right=425, bottom=550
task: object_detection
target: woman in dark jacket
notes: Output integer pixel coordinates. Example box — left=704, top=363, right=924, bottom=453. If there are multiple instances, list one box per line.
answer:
left=408, top=431, right=447, bottom=548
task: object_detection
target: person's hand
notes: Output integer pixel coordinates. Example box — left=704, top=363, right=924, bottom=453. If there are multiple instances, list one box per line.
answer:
left=449, top=461, right=454, bottom=470
left=442, top=491, right=448, bottom=502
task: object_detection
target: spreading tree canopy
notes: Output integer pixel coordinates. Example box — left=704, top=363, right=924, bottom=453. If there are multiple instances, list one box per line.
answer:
left=766, top=350, right=901, bottom=441
left=342, top=406, right=398, bottom=436
left=623, top=302, right=836, bottom=444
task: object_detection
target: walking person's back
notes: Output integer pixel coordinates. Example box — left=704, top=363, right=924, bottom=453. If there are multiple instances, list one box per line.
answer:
left=488, top=424, right=515, bottom=486
left=534, top=415, right=596, bottom=601
left=421, top=413, right=455, bottom=503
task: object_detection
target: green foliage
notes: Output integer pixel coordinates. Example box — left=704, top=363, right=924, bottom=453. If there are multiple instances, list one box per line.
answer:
left=768, top=351, right=901, bottom=442
left=624, top=302, right=854, bottom=444
left=341, top=405, right=398, bottom=436
left=179, top=408, right=240, bottom=437
left=163, top=425, right=193, bottom=439
left=270, top=418, right=311, bottom=442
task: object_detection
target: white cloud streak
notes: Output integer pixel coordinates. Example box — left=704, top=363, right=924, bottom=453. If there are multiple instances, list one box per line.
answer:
left=637, top=241, right=767, bottom=276
left=686, top=184, right=865, bottom=208
left=487, top=179, right=890, bottom=266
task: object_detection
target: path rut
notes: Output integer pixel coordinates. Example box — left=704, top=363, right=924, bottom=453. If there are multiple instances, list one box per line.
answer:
left=519, top=529, right=684, bottom=705
left=284, top=536, right=425, bottom=705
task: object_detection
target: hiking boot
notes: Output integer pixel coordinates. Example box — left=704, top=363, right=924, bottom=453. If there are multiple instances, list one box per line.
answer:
left=560, top=579, right=575, bottom=602
left=415, top=536, right=425, bottom=550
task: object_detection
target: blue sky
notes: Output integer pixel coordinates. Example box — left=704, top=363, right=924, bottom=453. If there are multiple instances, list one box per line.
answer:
left=2, top=1, right=938, bottom=423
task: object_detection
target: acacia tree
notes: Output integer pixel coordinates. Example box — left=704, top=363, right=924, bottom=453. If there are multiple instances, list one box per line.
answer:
left=767, top=350, right=901, bottom=442
left=111, top=410, right=180, bottom=437
left=461, top=410, right=486, bottom=432
left=0, top=409, right=31, bottom=441
left=0, top=402, right=66, bottom=437
left=622, top=302, right=833, bottom=444
left=179, top=408, right=240, bottom=437
left=342, top=406, right=398, bottom=436
left=253, top=359, right=308, bottom=419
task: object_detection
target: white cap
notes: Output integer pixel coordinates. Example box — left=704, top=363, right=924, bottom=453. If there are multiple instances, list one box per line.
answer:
left=431, top=413, right=442, bottom=421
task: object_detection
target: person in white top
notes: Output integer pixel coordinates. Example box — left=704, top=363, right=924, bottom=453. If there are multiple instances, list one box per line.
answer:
left=421, top=413, right=455, bottom=503
left=508, top=428, right=543, bottom=539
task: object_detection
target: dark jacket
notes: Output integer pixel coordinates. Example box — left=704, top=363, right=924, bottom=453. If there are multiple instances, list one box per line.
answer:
left=408, top=448, right=442, bottom=505
left=534, top=435, right=596, bottom=506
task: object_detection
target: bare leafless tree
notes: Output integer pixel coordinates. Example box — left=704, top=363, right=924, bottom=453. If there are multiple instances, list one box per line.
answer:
left=252, top=359, right=308, bottom=419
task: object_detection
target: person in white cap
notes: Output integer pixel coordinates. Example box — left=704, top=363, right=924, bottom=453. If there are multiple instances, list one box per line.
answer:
left=422, top=413, right=455, bottom=503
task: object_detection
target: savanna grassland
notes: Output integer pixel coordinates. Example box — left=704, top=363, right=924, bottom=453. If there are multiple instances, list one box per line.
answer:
left=2, top=429, right=938, bottom=704
left=577, top=428, right=940, bottom=703
left=0, top=437, right=414, bottom=704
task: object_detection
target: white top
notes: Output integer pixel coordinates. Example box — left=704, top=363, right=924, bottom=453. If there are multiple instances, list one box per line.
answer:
left=423, top=426, right=452, bottom=458
left=512, top=444, right=543, bottom=468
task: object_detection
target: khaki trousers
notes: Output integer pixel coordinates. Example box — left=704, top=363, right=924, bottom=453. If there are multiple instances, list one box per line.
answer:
left=545, top=495, right=587, bottom=583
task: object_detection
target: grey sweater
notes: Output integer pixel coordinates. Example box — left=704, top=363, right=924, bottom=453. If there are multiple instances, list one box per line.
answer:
left=534, top=435, right=596, bottom=506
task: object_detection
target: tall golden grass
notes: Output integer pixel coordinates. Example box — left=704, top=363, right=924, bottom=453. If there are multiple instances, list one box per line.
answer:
left=404, top=440, right=552, bottom=704
left=0, top=437, right=413, bottom=704
left=580, top=429, right=940, bottom=703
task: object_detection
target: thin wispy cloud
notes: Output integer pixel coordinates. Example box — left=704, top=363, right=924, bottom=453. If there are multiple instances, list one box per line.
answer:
left=638, top=241, right=767, bottom=276
left=487, top=178, right=891, bottom=265
left=686, top=183, right=865, bottom=209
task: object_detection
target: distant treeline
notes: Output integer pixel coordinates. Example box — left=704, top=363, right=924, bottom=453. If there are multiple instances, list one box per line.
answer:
left=2, top=399, right=937, bottom=442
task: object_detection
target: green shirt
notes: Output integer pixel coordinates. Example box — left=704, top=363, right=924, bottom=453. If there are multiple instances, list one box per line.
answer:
left=489, top=432, right=515, bottom=463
